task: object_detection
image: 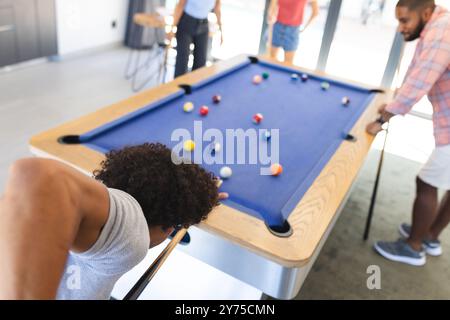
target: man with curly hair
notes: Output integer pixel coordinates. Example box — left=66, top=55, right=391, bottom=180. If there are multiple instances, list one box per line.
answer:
left=0, top=143, right=225, bottom=299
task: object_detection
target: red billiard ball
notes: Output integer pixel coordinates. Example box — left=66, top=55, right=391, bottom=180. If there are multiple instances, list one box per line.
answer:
left=212, top=95, right=222, bottom=104
left=253, top=113, right=263, bottom=124
left=200, top=106, right=209, bottom=116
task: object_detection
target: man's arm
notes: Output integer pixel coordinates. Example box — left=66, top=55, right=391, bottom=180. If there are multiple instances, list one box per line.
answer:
left=301, top=0, right=319, bottom=32
left=168, top=0, right=187, bottom=40
left=385, top=24, right=450, bottom=116
left=367, top=21, right=450, bottom=136
left=0, top=158, right=109, bottom=299
left=213, top=0, right=223, bottom=45
left=267, top=0, right=278, bottom=25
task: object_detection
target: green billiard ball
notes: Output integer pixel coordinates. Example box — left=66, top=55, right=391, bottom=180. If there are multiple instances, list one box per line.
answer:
left=321, top=82, right=330, bottom=90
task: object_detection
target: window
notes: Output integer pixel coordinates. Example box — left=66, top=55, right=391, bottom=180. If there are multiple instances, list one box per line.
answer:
left=211, top=0, right=267, bottom=60
left=294, top=0, right=331, bottom=69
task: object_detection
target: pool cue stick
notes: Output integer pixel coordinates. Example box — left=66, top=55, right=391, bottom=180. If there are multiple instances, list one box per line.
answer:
left=363, top=120, right=390, bottom=241
left=160, top=35, right=172, bottom=84
left=123, top=228, right=188, bottom=300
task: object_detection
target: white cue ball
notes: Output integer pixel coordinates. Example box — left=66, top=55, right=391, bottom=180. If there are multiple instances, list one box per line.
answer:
left=219, top=166, right=232, bottom=179
left=213, top=142, right=221, bottom=153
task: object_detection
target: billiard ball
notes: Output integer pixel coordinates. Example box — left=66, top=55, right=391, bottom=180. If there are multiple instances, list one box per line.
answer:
left=183, top=140, right=196, bottom=152
left=291, top=74, right=299, bottom=81
left=220, top=166, right=232, bottom=179
left=342, top=96, right=350, bottom=106
left=216, top=179, right=223, bottom=188
left=321, top=82, right=330, bottom=90
left=200, top=105, right=209, bottom=116
left=262, top=130, right=271, bottom=140
left=301, top=74, right=309, bottom=82
left=210, top=142, right=221, bottom=154
left=253, top=113, right=264, bottom=124
left=262, top=72, right=269, bottom=79
left=253, top=75, right=263, bottom=84
left=270, top=163, right=283, bottom=176
left=183, top=102, right=194, bottom=112
left=212, top=95, right=222, bottom=104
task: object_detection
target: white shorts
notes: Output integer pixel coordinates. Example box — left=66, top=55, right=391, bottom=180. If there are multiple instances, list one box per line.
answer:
left=418, top=144, right=450, bottom=190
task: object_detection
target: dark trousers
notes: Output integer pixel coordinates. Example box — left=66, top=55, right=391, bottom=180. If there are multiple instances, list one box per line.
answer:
left=174, top=12, right=209, bottom=78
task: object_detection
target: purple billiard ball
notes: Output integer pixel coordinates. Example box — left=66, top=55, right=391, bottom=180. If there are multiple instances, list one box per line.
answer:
left=212, top=95, right=222, bottom=104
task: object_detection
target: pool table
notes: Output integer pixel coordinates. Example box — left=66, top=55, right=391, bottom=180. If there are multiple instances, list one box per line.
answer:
left=30, top=55, right=389, bottom=299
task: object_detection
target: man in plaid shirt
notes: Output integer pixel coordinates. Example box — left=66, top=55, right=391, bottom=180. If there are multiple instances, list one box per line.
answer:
left=367, top=0, right=450, bottom=266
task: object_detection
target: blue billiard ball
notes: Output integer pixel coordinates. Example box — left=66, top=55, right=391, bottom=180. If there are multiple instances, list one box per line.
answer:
left=210, top=142, right=221, bottom=155
left=291, top=74, right=299, bottom=81
left=342, top=96, right=350, bottom=106
left=262, top=130, right=271, bottom=140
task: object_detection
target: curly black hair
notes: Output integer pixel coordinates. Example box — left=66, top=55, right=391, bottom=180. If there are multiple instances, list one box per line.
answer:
left=93, top=143, right=219, bottom=229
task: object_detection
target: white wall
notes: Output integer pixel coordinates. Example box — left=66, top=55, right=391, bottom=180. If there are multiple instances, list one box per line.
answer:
left=55, top=0, right=129, bottom=55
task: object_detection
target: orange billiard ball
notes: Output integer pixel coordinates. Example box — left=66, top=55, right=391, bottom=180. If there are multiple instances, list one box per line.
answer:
left=271, top=163, right=283, bottom=176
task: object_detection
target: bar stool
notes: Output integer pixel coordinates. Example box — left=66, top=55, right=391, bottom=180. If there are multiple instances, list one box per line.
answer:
left=124, top=11, right=172, bottom=92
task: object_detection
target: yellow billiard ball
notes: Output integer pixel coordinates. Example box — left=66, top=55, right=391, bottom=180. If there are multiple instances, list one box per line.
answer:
left=183, top=102, right=194, bottom=112
left=183, top=140, right=196, bottom=152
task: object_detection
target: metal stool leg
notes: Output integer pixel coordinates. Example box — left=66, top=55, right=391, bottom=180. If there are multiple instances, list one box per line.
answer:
left=124, top=23, right=145, bottom=80
left=130, top=43, right=168, bottom=91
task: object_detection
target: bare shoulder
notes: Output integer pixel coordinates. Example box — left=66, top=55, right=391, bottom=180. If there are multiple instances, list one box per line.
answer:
left=7, top=157, right=110, bottom=251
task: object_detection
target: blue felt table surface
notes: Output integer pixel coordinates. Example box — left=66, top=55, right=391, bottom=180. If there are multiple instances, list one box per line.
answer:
left=80, top=60, right=375, bottom=226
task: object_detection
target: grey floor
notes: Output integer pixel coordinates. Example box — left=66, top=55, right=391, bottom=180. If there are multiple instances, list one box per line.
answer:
left=297, top=151, right=450, bottom=299
left=0, top=47, right=449, bottom=299
left=0, top=46, right=174, bottom=192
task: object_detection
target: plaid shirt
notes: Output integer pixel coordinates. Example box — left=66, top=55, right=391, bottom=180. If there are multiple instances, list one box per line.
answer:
left=386, top=6, right=450, bottom=146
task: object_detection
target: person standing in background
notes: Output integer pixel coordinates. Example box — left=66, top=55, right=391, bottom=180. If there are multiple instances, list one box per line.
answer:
left=169, top=0, right=223, bottom=78
left=268, top=0, right=319, bottom=64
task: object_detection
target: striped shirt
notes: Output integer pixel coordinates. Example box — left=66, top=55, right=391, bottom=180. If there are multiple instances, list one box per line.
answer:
left=386, top=6, right=450, bottom=146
